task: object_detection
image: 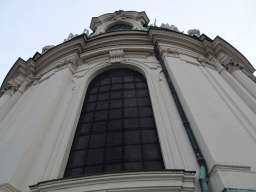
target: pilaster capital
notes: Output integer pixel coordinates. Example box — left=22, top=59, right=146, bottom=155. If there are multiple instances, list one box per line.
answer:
left=224, top=58, right=244, bottom=73
left=56, top=58, right=78, bottom=73
left=1, top=81, right=20, bottom=96
left=159, top=47, right=180, bottom=59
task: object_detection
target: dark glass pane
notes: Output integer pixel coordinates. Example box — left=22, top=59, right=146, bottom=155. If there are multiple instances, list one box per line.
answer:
left=124, top=118, right=139, bottom=129
left=112, top=77, right=122, bottom=84
left=125, top=145, right=142, bottom=161
left=105, top=164, right=122, bottom=172
left=141, top=130, right=157, bottom=144
left=111, top=84, right=122, bottom=91
left=145, top=161, right=163, bottom=170
left=124, top=76, right=134, bottom=82
left=89, top=134, right=106, bottom=148
left=83, top=103, right=96, bottom=112
left=99, top=85, right=110, bottom=93
left=137, top=90, right=149, bottom=97
left=65, top=167, right=84, bottom=177
left=136, top=82, right=147, bottom=88
left=67, top=151, right=86, bottom=168
left=125, top=162, right=143, bottom=171
left=101, top=78, right=111, bottom=85
left=124, top=98, right=136, bottom=107
left=84, top=165, right=102, bottom=174
left=135, top=76, right=144, bottom=82
left=106, top=146, right=122, bottom=161
left=110, top=99, right=122, bottom=109
left=86, top=148, right=104, bottom=165
left=92, top=121, right=107, bottom=133
left=106, top=24, right=133, bottom=32
left=107, top=132, right=122, bottom=146
left=140, top=117, right=155, bottom=128
left=94, top=110, right=108, bottom=121
left=90, top=87, right=98, bottom=94
left=124, top=108, right=138, bottom=118
left=124, top=83, right=135, bottom=90
left=98, top=93, right=110, bottom=101
left=124, top=90, right=135, bottom=98
left=124, top=131, right=140, bottom=145
left=109, top=109, right=122, bottom=119
left=77, top=123, right=92, bottom=134
left=96, top=101, right=109, bottom=111
left=72, top=136, right=89, bottom=150
left=111, top=91, right=122, bottom=99
left=81, top=113, right=94, bottom=123
left=138, top=107, right=153, bottom=117
left=108, top=120, right=123, bottom=130
left=88, top=95, right=97, bottom=102
left=143, top=144, right=161, bottom=161
left=137, top=98, right=151, bottom=107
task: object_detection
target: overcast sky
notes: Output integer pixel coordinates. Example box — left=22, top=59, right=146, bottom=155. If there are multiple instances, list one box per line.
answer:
left=0, top=0, right=255, bottom=86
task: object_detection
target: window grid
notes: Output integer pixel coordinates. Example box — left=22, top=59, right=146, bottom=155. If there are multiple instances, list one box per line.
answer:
left=106, top=24, right=133, bottom=32
left=64, top=69, right=164, bottom=177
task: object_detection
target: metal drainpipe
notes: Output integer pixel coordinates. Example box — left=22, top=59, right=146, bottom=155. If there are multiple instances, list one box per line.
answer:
left=154, top=46, right=209, bottom=192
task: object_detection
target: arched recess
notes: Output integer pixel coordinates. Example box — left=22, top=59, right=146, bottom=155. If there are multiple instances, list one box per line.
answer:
left=64, top=68, right=165, bottom=177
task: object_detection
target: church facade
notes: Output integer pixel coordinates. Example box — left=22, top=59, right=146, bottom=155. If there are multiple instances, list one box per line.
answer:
left=0, top=11, right=256, bottom=192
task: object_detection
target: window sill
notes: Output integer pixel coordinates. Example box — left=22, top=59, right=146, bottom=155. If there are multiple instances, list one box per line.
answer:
left=30, top=170, right=196, bottom=192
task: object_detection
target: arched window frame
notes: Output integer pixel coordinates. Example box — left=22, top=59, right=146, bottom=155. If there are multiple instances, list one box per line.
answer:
left=49, top=60, right=179, bottom=180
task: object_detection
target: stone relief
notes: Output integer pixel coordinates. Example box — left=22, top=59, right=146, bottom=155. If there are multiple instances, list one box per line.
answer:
left=187, top=29, right=200, bottom=37
left=42, top=45, right=55, bottom=54
left=106, top=50, right=126, bottom=64
left=112, top=10, right=126, bottom=21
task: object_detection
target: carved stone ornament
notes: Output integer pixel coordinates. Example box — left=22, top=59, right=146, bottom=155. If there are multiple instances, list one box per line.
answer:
left=160, top=48, right=180, bottom=58
left=1, top=82, right=19, bottom=96
left=83, top=29, right=89, bottom=35
left=106, top=50, right=126, bottom=64
left=42, top=45, right=55, bottom=54
left=160, top=23, right=183, bottom=33
left=112, top=10, right=126, bottom=21
left=63, top=33, right=79, bottom=42
left=223, top=58, right=244, bottom=73
left=56, top=59, right=78, bottom=71
left=197, top=56, right=214, bottom=66
left=187, top=29, right=200, bottom=37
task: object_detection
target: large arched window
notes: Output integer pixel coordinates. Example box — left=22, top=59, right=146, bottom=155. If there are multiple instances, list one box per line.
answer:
left=106, top=24, right=133, bottom=32
left=64, top=68, right=164, bottom=177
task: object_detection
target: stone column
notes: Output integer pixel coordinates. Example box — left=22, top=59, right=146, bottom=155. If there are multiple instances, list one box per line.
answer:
left=0, top=83, right=19, bottom=110
left=214, top=60, right=256, bottom=115
left=225, top=59, right=256, bottom=100
left=0, top=80, right=30, bottom=123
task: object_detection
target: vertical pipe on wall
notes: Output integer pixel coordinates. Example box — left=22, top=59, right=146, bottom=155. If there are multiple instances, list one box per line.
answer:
left=154, top=46, right=209, bottom=192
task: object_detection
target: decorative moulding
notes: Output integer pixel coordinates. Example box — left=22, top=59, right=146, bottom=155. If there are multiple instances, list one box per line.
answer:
left=160, top=23, right=183, bottom=33
left=196, top=56, right=215, bottom=67
left=29, top=170, right=196, bottom=192
left=223, top=58, right=244, bottom=73
left=1, top=80, right=20, bottom=96
left=56, top=58, right=78, bottom=73
left=106, top=50, right=127, bottom=64
left=42, top=45, right=55, bottom=54
left=0, top=183, right=22, bottom=192
left=160, top=47, right=181, bottom=59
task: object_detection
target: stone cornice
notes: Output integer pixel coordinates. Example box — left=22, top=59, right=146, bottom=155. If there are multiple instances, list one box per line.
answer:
left=212, top=36, right=255, bottom=74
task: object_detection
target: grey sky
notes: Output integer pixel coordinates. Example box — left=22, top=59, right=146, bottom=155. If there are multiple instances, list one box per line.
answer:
left=0, top=0, right=255, bottom=86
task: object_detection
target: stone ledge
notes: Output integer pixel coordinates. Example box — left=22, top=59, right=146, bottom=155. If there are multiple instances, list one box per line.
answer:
left=30, top=170, right=196, bottom=192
